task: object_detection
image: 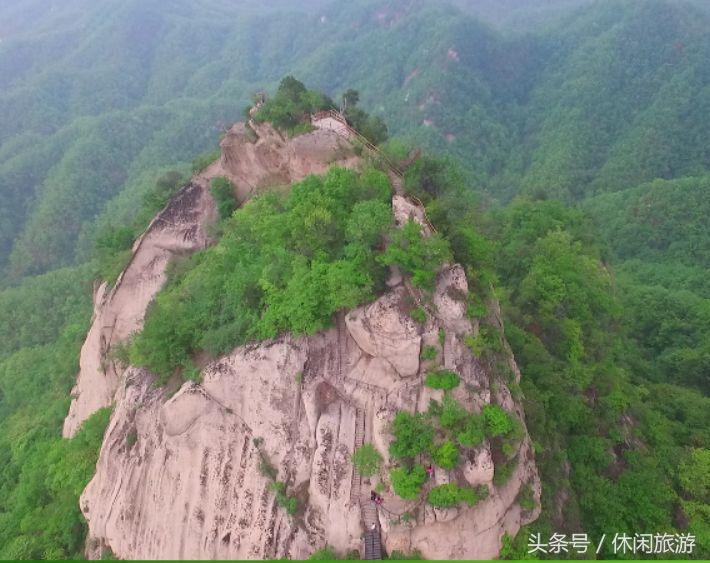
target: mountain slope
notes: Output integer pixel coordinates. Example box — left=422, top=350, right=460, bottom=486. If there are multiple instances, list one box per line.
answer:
left=2, top=0, right=709, bottom=279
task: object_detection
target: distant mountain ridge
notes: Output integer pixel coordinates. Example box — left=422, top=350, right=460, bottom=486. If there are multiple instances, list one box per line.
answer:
left=1, top=0, right=708, bottom=280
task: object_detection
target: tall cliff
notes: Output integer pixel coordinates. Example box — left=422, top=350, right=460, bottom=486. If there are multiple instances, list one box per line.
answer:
left=63, top=120, right=358, bottom=438
left=67, top=116, right=540, bottom=559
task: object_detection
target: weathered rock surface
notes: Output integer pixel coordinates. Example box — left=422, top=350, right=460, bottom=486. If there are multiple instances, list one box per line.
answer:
left=71, top=113, right=540, bottom=560
left=82, top=262, right=540, bottom=560
left=63, top=123, right=360, bottom=438
left=63, top=175, right=216, bottom=438
left=219, top=120, right=358, bottom=203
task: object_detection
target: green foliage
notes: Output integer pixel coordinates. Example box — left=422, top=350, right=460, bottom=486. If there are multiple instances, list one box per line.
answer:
left=464, top=326, right=502, bottom=358
left=390, top=465, right=428, bottom=501
left=0, top=407, right=111, bottom=559
left=389, top=412, right=434, bottom=461
left=270, top=481, right=298, bottom=516
left=130, top=167, right=392, bottom=379
left=388, top=549, right=424, bottom=560
left=493, top=459, right=516, bottom=487
left=352, top=443, right=383, bottom=478
left=191, top=149, right=221, bottom=174
left=254, top=76, right=333, bottom=134
left=309, top=546, right=339, bottom=560
left=345, top=199, right=392, bottom=247
left=482, top=405, right=515, bottom=438
left=456, top=415, right=486, bottom=448
left=427, top=483, right=481, bottom=508
left=0, top=263, right=103, bottom=559
left=499, top=531, right=536, bottom=560
left=420, top=345, right=438, bottom=361
left=409, top=307, right=427, bottom=324
left=518, top=484, right=536, bottom=512
left=431, top=440, right=460, bottom=470
left=1, top=3, right=709, bottom=557
left=679, top=449, right=710, bottom=502
left=210, top=177, right=237, bottom=220
left=379, top=220, right=453, bottom=290
left=438, top=395, right=467, bottom=430
left=345, top=107, right=388, bottom=145
left=424, top=369, right=460, bottom=390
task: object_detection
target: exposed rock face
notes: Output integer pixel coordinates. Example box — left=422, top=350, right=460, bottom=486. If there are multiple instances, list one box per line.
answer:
left=71, top=114, right=540, bottom=559
left=219, top=120, right=358, bottom=202
left=63, top=124, right=359, bottom=438
left=63, top=175, right=216, bottom=438
left=81, top=261, right=540, bottom=560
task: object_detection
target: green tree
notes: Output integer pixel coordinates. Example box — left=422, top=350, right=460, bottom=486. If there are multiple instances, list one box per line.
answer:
left=427, top=484, right=481, bottom=508
left=389, top=412, right=434, bottom=460
left=432, top=440, right=460, bottom=470
left=210, top=177, right=237, bottom=220
left=457, top=415, right=486, bottom=447
left=425, top=369, right=460, bottom=390
left=390, top=465, right=428, bottom=500
left=379, top=221, right=452, bottom=289
left=352, top=443, right=383, bottom=478
left=482, top=405, right=515, bottom=437
left=439, top=395, right=467, bottom=429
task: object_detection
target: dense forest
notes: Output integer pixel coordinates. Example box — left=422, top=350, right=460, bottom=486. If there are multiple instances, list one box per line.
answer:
left=0, top=0, right=708, bottom=559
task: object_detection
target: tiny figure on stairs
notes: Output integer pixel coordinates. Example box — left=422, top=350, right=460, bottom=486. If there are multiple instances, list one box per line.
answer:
left=426, top=464, right=434, bottom=478
left=371, top=490, right=377, bottom=502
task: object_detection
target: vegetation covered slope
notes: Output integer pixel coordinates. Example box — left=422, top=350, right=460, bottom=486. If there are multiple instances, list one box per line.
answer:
left=2, top=0, right=709, bottom=280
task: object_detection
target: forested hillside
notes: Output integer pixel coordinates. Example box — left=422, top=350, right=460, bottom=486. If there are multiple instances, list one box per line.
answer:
left=0, top=0, right=708, bottom=559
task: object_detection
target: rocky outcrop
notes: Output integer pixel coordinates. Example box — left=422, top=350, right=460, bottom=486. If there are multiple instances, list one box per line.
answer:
left=71, top=112, right=539, bottom=559
left=81, top=258, right=540, bottom=560
left=63, top=174, right=216, bottom=438
left=219, top=120, right=359, bottom=203
left=63, top=124, right=360, bottom=438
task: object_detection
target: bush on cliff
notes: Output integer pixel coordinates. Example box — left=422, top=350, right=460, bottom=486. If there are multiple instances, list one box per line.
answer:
left=130, top=167, right=392, bottom=380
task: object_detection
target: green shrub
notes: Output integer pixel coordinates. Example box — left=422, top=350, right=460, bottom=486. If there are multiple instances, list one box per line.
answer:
left=126, top=430, right=137, bottom=448
left=425, top=369, right=460, bottom=390
left=464, top=326, right=502, bottom=358
left=378, top=220, right=452, bottom=289
left=421, top=345, right=438, bottom=361
left=389, top=412, right=434, bottom=460
left=289, top=122, right=315, bottom=137
left=438, top=395, right=467, bottom=429
left=427, top=484, right=481, bottom=508
left=210, top=177, right=237, bottom=220
left=389, top=549, right=424, bottom=560
left=456, top=415, right=486, bottom=447
left=483, top=404, right=515, bottom=437
left=518, top=484, right=536, bottom=511
left=309, top=546, right=338, bottom=560
left=466, top=294, right=487, bottom=319
left=131, top=167, right=393, bottom=380
left=410, top=307, right=427, bottom=324
left=493, top=459, right=516, bottom=486
left=390, top=465, right=428, bottom=500
left=432, top=440, right=460, bottom=469
left=254, top=76, right=333, bottom=134
left=352, top=443, right=383, bottom=477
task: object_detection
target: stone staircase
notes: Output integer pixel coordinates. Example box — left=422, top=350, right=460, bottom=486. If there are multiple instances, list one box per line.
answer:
left=363, top=528, right=383, bottom=560
left=348, top=407, right=383, bottom=559
left=349, top=407, right=366, bottom=504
